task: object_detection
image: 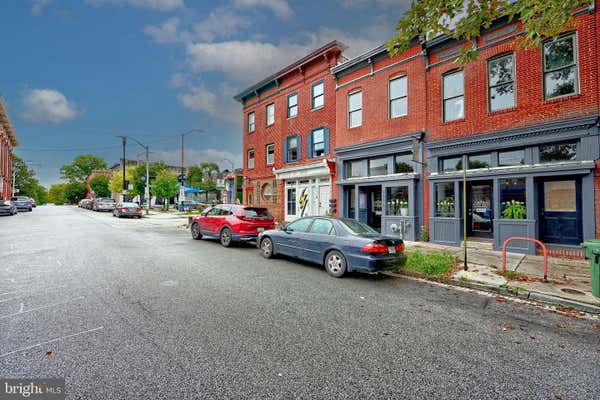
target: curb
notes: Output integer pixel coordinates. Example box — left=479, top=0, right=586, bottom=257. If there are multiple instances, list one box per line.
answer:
left=384, top=271, right=600, bottom=315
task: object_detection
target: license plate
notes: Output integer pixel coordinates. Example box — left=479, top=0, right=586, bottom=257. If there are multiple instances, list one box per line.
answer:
left=257, top=227, right=265, bottom=233
left=388, top=246, right=396, bottom=254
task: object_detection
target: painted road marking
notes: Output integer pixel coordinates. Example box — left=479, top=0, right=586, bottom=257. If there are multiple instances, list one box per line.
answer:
left=0, top=326, right=104, bottom=359
left=0, top=296, right=84, bottom=320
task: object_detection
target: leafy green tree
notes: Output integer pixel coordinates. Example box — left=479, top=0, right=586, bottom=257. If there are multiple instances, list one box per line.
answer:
left=388, top=0, right=591, bottom=64
left=64, top=182, right=88, bottom=204
left=89, top=175, right=111, bottom=197
left=109, top=168, right=135, bottom=195
left=12, top=155, right=38, bottom=195
left=185, top=165, right=204, bottom=189
left=60, top=154, right=108, bottom=182
left=48, top=184, right=68, bottom=205
left=153, top=170, right=179, bottom=210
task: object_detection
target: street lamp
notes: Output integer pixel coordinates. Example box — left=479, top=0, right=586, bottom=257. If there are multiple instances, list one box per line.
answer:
left=179, top=129, right=204, bottom=202
left=118, top=135, right=151, bottom=215
left=223, top=158, right=234, bottom=172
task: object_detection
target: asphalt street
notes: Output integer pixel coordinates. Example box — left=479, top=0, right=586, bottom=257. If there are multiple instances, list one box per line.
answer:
left=1, top=205, right=599, bottom=399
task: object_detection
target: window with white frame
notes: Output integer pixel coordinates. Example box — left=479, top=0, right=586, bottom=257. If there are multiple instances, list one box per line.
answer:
left=247, top=149, right=255, bottom=169
left=543, top=34, right=578, bottom=100
left=266, top=103, right=275, bottom=125
left=286, top=135, right=299, bottom=162
left=247, top=112, right=255, bottom=132
left=488, top=53, right=515, bottom=111
left=311, top=128, right=325, bottom=157
left=266, top=143, right=275, bottom=165
left=443, top=70, right=464, bottom=122
left=288, top=93, right=298, bottom=118
left=348, top=91, right=362, bottom=128
left=312, top=81, right=324, bottom=109
left=389, top=76, right=408, bottom=118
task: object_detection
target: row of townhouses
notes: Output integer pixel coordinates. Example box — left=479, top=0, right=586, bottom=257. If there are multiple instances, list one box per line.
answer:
left=0, top=100, right=18, bottom=200
left=234, top=3, right=600, bottom=255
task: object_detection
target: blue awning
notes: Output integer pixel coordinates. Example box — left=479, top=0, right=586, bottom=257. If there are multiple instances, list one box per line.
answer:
left=184, top=186, right=204, bottom=194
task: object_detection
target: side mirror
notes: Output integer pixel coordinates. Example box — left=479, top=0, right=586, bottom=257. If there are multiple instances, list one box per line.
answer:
left=279, top=225, right=287, bottom=231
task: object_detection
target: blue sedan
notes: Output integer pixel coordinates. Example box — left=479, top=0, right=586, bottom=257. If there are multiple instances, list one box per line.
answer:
left=257, top=217, right=406, bottom=278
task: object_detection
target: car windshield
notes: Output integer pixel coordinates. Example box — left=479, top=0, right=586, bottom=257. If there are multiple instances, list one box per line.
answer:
left=99, top=198, right=115, bottom=202
left=122, top=203, right=138, bottom=207
left=339, top=218, right=379, bottom=236
left=243, top=208, right=271, bottom=218
left=0, top=200, right=10, bottom=206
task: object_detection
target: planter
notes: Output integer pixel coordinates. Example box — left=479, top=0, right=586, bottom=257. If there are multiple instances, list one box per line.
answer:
left=400, top=207, right=408, bottom=217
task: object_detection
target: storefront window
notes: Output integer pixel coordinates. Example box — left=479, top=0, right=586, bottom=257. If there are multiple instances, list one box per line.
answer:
left=368, top=158, right=388, bottom=176
left=539, top=142, right=577, bottom=163
left=499, top=149, right=525, bottom=166
left=500, top=178, right=527, bottom=219
left=347, top=160, right=367, bottom=178
left=468, top=153, right=491, bottom=169
left=441, top=157, right=462, bottom=172
left=386, top=187, right=409, bottom=216
left=435, top=183, right=455, bottom=217
left=395, top=153, right=414, bottom=173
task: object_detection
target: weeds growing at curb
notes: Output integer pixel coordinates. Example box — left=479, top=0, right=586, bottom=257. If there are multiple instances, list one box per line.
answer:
left=398, top=250, right=457, bottom=279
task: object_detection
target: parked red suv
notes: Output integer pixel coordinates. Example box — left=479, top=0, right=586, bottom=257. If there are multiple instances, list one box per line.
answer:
left=189, top=204, right=275, bottom=247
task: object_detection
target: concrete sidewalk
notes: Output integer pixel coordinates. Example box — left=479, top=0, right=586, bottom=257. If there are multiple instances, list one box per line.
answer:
left=404, top=241, right=600, bottom=313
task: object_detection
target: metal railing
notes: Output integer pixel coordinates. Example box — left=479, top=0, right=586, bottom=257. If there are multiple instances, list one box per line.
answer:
left=502, top=237, right=549, bottom=282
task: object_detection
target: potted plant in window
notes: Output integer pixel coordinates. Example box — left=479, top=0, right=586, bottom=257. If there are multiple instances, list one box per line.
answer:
left=437, top=196, right=455, bottom=218
left=502, top=200, right=526, bottom=219
left=398, top=197, right=409, bottom=216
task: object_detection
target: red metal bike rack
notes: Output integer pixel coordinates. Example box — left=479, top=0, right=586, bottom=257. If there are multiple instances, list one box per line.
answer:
left=502, top=237, right=549, bottom=282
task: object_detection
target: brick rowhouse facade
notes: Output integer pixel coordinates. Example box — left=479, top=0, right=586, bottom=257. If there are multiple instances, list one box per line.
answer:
left=0, top=100, right=18, bottom=200
left=234, top=41, right=346, bottom=223
left=236, top=3, right=600, bottom=255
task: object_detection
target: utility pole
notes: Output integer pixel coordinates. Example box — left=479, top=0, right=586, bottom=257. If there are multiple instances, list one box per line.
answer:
left=179, top=129, right=205, bottom=203
left=463, top=154, right=468, bottom=271
left=123, top=135, right=151, bottom=215
left=116, top=136, right=128, bottom=202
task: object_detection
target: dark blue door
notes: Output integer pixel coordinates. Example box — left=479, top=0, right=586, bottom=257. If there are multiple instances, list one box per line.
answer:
left=539, top=179, right=582, bottom=245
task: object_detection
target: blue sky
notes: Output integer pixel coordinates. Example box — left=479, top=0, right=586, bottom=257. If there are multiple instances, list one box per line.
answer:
left=1, top=0, right=408, bottom=187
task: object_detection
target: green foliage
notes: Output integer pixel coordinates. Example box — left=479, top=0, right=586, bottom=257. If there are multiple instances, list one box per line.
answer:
left=500, top=270, right=525, bottom=280
left=48, top=184, right=68, bottom=205
left=186, top=162, right=220, bottom=193
left=502, top=200, right=526, bottom=219
left=60, top=154, right=107, bottom=182
left=401, top=251, right=457, bottom=277
left=89, top=175, right=111, bottom=197
left=153, top=170, right=179, bottom=210
left=11, top=155, right=47, bottom=204
left=109, top=168, right=135, bottom=195
left=387, top=0, right=592, bottom=64
left=64, top=182, right=88, bottom=204
left=419, top=225, right=429, bottom=242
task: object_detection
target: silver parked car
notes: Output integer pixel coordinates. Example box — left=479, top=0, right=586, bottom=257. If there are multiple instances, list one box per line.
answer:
left=113, top=202, right=143, bottom=218
left=93, top=197, right=116, bottom=212
left=0, top=200, right=17, bottom=216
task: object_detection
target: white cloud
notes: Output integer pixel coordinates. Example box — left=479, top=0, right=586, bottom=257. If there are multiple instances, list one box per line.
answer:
left=153, top=148, right=242, bottom=170
left=192, top=8, right=250, bottom=42
left=21, top=89, right=77, bottom=123
left=337, top=0, right=408, bottom=8
left=233, top=0, right=293, bottom=20
left=186, top=40, right=312, bottom=84
left=31, top=0, right=52, bottom=15
left=169, top=72, right=189, bottom=88
left=143, top=18, right=183, bottom=43
left=177, top=83, right=240, bottom=123
left=84, top=0, right=184, bottom=11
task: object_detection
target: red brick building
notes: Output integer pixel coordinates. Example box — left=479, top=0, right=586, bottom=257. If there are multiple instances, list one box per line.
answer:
left=331, top=3, right=600, bottom=254
left=234, top=41, right=346, bottom=223
left=235, top=4, right=600, bottom=254
left=0, top=99, right=18, bottom=200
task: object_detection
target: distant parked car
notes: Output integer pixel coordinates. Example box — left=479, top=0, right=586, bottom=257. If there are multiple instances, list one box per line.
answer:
left=113, top=202, right=143, bottom=218
left=0, top=200, right=17, bottom=216
left=178, top=200, right=203, bottom=212
left=257, top=217, right=407, bottom=278
left=11, top=196, right=33, bottom=212
left=84, top=199, right=95, bottom=209
left=190, top=204, right=275, bottom=247
left=78, top=199, right=88, bottom=208
left=93, top=198, right=116, bottom=212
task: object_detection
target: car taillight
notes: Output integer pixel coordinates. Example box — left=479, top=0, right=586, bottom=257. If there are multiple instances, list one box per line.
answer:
left=136, top=208, right=142, bottom=212
left=395, top=243, right=405, bottom=252
left=361, top=243, right=389, bottom=254
left=121, top=208, right=127, bottom=211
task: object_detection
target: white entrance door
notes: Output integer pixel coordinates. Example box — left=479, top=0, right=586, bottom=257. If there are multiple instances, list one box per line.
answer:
left=318, top=185, right=330, bottom=216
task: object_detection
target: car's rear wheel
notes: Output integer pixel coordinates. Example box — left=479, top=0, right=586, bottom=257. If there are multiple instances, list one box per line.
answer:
left=260, top=237, right=274, bottom=259
left=220, top=227, right=232, bottom=247
left=325, top=250, right=347, bottom=278
left=191, top=222, right=202, bottom=240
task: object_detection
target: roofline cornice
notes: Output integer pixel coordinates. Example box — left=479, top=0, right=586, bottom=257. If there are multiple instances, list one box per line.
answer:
left=0, top=99, right=18, bottom=147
